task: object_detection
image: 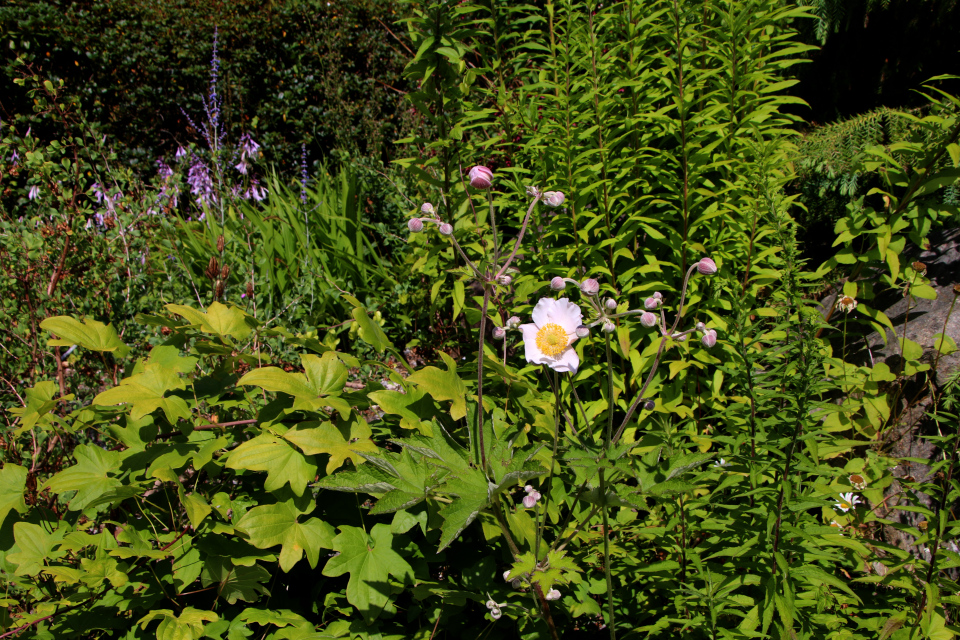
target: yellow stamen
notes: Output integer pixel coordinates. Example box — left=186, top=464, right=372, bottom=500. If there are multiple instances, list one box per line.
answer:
left=535, top=323, right=569, bottom=358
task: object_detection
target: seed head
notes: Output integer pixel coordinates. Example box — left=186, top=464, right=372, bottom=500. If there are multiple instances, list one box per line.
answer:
left=220, top=264, right=230, bottom=279
left=246, top=281, right=254, bottom=298
left=468, top=165, right=494, bottom=190
left=217, top=234, right=225, bottom=253
left=912, top=261, right=927, bottom=274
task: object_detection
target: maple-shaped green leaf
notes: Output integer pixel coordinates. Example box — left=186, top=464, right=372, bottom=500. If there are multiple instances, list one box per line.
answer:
left=315, top=463, right=397, bottom=494
left=166, top=301, right=252, bottom=340
left=7, top=522, right=66, bottom=576
left=236, top=502, right=335, bottom=572
left=363, top=448, right=445, bottom=516
left=488, top=443, right=546, bottom=495
left=226, top=434, right=318, bottom=495
left=237, top=608, right=310, bottom=629
left=436, top=466, right=491, bottom=552
left=322, top=524, right=414, bottom=624
left=79, top=556, right=129, bottom=588
left=93, top=362, right=191, bottom=424
left=200, top=556, right=271, bottom=604
left=392, top=426, right=472, bottom=474
left=367, top=387, right=433, bottom=433
left=506, top=549, right=580, bottom=594
left=41, top=315, right=130, bottom=356
left=283, top=416, right=378, bottom=474
left=146, top=344, right=200, bottom=373
left=139, top=607, right=219, bottom=640
left=42, top=444, right=123, bottom=511
left=0, top=464, right=27, bottom=524
left=406, top=352, right=467, bottom=420
left=237, top=352, right=352, bottom=418
left=8, top=380, right=72, bottom=435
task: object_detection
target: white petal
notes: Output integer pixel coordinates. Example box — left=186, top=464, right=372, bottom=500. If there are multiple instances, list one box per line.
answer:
left=520, top=324, right=550, bottom=366
left=548, top=298, right=583, bottom=334
left=549, top=346, right=580, bottom=374
left=531, top=297, right=558, bottom=328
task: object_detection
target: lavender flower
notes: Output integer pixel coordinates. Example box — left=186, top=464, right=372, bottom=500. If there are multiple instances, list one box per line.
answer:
left=28, top=185, right=40, bottom=200
left=188, top=159, right=216, bottom=206
left=300, top=143, right=309, bottom=205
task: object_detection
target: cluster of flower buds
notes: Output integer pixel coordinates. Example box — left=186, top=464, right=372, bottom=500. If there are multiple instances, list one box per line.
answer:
left=522, top=484, right=541, bottom=509
left=485, top=598, right=504, bottom=620
left=407, top=200, right=455, bottom=236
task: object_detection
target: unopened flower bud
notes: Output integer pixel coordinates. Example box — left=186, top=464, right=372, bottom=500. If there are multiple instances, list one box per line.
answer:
left=486, top=600, right=497, bottom=610
left=644, top=297, right=659, bottom=310
left=640, top=312, right=657, bottom=328
left=468, top=165, right=494, bottom=190
left=525, top=185, right=541, bottom=198
left=550, top=276, right=565, bottom=291
left=421, top=202, right=435, bottom=215
left=439, top=223, right=453, bottom=236
left=644, top=400, right=656, bottom=411
left=912, top=261, right=927, bottom=274
left=575, top=325, right=590, bottom=338
left=408, top=218, right=424, bottom=233
left=696, top=321, right=705, bottom=332
left=216, top=234, right=225, bottom=253
left=605, top=298, right=618, bottom=311
left=545, top=588, right=561, bottom=601
left=493, top=326, right=506, bottom=340
left=497, top=274, right=512, bottom=286
left=491, top=607, right=502, bottom=620
left=503, top=570, right=512, bottom=581
left=653, top=291, right=662, bottom=299
left=580, top=278, right=599, bottom=296
left=506, top=316, right=521, bottom=329
left=542, top=191, right=565, bottom=207
left=601, top=320, right=616, bottom=334
left=701, top=329, right=717, bottom=348
left=677, top=334, right=688, bottom=342
left=697, top=257, right=718, bottom=275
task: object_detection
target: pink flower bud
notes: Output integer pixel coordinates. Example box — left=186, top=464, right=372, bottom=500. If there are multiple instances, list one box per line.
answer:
left=605, top=298, right=618, bottom=311
left=503, top=570, right=512, bottom=581
left=407, top=218, right=424, bottom=233
left=522, top=492, right=540, bottom=508
left=506, top=316, right=521, bottom=329
left=550, top=276, right=565, bottom=291
left=601, top=320, right=616, bottom=334
left=545, top=588, right=561, bottom=601
left=525, top=185, right=541, bottom=198
left=696, top=321, right=705, bottom=332
left=644, top=400, right=656, bottom=411
left=493, top=326, right=506, bottom=340
left=575, top=325, right=590, bottom=338
left=497, top=274, right=512, bottom=286
left=644, top=297, right=659, bottom=310
left=439, top=223, right=453, bottom=236
left=653, top=291, right=663, bottom=299
left=421, top=202, right=435, bottom=215
left=677, top=334, right=688, bottom=342
left=580, top=278, right=599, bottom=296
left=542, top=191, right=565, bottom=207
left=640, top=312, right=657, bottom=327
left=468, top=165, right=494, bottom=189
left=491, top=608, right=503, bottom=620
left=697, top=257, right=718, bottom=275
left=701, top=329, right=717, bottom=348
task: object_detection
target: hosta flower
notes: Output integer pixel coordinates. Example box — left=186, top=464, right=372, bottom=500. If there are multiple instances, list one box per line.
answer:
left=834, top=492, right=861, bottom=513
left=836, top=296, right=858, bottom=313
left=520, top=299, right=583, bottom=373
left=697, top=257, right=718, bottom=275
left=468, top=165, right=493, bottom=189
left=542, top=191, right=565, bottom=207
left=545, top=589, right=561, bottom=601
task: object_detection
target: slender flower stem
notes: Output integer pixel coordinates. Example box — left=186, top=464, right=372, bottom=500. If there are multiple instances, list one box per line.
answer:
left=477, top=285, right=492, bottom=475
left=488, top=187, right=500, bottom=266
left=495, top=195, right=542, bottom=279
left=600, top=332, right=618, bottom=639
left=537, top=368, right=564, bottom=560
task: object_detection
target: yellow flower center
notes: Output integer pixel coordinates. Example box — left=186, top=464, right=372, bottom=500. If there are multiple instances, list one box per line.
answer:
left=840, top=502, right=850, bottom=510
left=536, top=323, right=569, bottom=358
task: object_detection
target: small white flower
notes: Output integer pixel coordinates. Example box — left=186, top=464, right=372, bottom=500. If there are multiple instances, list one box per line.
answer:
left=545, top=588, right=561, bottom=601
left=834, top=492, right=861, bottom=513
left=485, top=599, right=497, bottom=610
left=520, top=298, right=584, bottom=373
left=503, top=570, right=511, bottom=581
left=713, top=458, right=729, bottom=468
